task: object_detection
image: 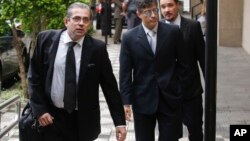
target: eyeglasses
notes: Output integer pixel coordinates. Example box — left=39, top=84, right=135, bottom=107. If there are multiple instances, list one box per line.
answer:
left=143, top=8, right=159, bottom=18
left=70, top=16, right=90, bottom=24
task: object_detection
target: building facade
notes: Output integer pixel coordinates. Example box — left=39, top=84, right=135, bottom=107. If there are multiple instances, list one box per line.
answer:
left=218, top=0, right=250, bottom=54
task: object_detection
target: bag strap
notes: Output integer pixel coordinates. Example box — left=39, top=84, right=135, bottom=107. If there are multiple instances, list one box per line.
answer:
left=21, top=102, right=31, bottom=116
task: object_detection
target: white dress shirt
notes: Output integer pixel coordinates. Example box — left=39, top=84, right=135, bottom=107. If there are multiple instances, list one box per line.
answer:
left=165, top=14, right=181, bottom=28
left=51, top=31, right=84, bottom=108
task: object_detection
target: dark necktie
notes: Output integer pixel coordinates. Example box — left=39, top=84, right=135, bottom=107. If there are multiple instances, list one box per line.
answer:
left=64, top=41, right=77, bottom=113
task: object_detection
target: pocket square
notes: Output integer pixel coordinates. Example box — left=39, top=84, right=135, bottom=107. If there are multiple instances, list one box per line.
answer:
left=87, top=64, right=95, bottom=67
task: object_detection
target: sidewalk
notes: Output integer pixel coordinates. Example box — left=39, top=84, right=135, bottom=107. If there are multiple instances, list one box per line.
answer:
left=3, top=29, right=250, bottom=141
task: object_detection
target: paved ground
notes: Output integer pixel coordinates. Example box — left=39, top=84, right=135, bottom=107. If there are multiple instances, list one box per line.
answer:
left=1, top=28, right=250, bottom=141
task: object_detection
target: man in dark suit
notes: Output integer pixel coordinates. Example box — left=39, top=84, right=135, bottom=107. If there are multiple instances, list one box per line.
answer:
left=160, top=0, right=205, bottom=141
left=119, top=0, right=190, bottom=140
left=28, top=2, right=126, bottom=141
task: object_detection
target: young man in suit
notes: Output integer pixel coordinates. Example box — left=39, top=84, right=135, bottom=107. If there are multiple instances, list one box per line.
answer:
left=28, top=2, right=126, bottom=141
left=119, top=0, right=190, bottom=140
left=160, top=0, right=205, bottom=140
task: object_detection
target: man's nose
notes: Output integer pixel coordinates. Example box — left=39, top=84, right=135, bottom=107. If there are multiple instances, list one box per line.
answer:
left=151, top=10, right=158, bottom=17
left=78, top=19, right=84, bottom=24
left=166, top=7, right=171, bottom=12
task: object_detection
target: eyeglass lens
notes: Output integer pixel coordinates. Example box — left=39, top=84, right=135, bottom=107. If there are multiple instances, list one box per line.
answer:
left=143, top=8, right=158, bottom=17
left=71, top=16, right=90, bottom=23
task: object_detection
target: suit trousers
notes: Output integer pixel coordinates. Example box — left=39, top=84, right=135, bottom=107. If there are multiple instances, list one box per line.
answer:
left=113, top=17, right=123, bottom=42
left=43, top=107, right=78, bottom=141
left=133, top=97, right=182, bottom=141
left=182, top=95, right=203, bottom=141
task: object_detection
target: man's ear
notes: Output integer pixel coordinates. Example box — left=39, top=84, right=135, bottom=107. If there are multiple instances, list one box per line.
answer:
left=64, top=17, right=69, bottom=27
left=136, top=10, right=140, bottom=17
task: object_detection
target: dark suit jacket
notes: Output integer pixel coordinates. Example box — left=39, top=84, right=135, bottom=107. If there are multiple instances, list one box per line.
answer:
left=119, top=22, right=189, bottom=114
left=28, top=29, right=125, bottom=141
left=180, top=17, right=205, bottom=100
left=160, top=17, right=205, bottom=100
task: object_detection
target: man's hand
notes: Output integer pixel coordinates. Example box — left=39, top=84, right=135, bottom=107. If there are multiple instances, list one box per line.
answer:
left=115, top=126, right=127, bottom=141
left=38, top=113, right=54, bottom=127
left=124, top=105, right=132, bottom=121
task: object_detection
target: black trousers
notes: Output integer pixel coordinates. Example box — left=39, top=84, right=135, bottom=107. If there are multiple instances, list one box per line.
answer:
left=43, top=107, right=78, bottom=141
left=133, top=99, right=182, bottom=141
left=182, top=95, right=203, bottom=141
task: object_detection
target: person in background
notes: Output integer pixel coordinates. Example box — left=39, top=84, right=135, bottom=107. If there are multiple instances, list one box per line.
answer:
left=100, top=0, right=113, bottom=36
left=160, top=0, right=205, bottom=141
left=112, top=0, right=124, bottom=44
left=119, top=0, right=190, bottom=140
left=197, top=0, right=206, bottom=37
left=95, top=0, right=102, bottom=29
left=122, top=0, right=141, bottom=29
left=28, top=2, right=126, bottom=141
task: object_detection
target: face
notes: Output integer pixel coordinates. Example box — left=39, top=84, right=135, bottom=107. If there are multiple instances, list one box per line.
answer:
left=160, top=0, right=180, bottom=22
left=64, top=8, right=91, bottom=41
left=137, top=3, right=159, bottom=30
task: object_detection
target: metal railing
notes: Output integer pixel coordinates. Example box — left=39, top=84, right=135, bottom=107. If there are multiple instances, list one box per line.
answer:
left=0, top=95, right=21, bottom=139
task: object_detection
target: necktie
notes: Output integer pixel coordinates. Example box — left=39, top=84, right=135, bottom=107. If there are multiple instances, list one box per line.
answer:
left=147, top=31, right=156, bottom=54
left=64, top=41, right=77, bottom=113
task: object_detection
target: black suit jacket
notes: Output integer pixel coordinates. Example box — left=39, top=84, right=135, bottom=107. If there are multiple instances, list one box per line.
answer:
left=180, top=17, right=205, bottom=100
left=28, top=29, right=125, bottom=140
left=119, top=22, right=189, bottom=114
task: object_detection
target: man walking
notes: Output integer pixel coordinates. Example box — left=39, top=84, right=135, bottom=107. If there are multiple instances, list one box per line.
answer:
left=113, top=0, right=124, bottom=44
left=119, top=0, right=190, bottom=140
left=160, top=0, right=205, bottom=140
left=28, top=2, right=126, bottom=141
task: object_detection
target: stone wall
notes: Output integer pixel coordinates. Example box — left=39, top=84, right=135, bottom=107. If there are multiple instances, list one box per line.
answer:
left=219, top=0, right=243, bottom=47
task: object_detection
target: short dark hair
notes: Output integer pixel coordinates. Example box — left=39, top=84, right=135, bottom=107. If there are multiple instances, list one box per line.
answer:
left=136, top=0, right=158, bottom=10
left=66, top=2, right=93, bottom=20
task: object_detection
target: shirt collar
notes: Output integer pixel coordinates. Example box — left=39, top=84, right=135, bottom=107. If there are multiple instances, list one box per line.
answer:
left=142, top=23, right=158, bottom=35
left=165, top=14, right=181, bottom=27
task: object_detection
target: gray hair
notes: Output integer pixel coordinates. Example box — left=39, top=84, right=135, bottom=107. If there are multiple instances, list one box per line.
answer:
left=66, top=2, right=93, bottom=20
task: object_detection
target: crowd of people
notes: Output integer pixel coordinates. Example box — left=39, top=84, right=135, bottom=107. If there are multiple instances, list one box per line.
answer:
left=26, top=0, right=206, bottom=141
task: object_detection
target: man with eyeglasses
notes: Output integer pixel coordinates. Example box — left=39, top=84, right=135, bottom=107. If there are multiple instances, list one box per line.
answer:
left=28, top=2, right=126, bottom=141
left=160, top=0, right=205, bottom=141
left=119, top=0, right=190, bottom=140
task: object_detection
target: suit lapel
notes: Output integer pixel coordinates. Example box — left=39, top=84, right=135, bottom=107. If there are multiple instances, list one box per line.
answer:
left=180, top=17, right=188, bottom=33
left=137, top=25, right=154, bottom=56
left=48, top=30, right=64, bottom=68
left=155, top=22, right=166, bottom=56
left=78, top=35, right=93, bottom=86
